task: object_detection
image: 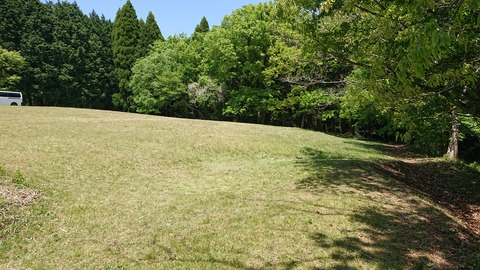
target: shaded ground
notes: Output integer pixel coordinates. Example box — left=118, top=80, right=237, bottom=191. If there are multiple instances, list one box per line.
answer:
left=297, top=144, right=480, bottom=269
left=372, top=143, right=480, bottom=236
left=340, top=141, right=480, bottom=236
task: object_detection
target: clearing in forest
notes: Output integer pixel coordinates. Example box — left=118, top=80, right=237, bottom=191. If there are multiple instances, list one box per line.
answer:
left=0, top=107, right=478, bottom=269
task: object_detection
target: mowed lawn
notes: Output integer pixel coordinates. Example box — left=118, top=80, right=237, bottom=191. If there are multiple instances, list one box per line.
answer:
left=0, top=107, right=477, bottom=269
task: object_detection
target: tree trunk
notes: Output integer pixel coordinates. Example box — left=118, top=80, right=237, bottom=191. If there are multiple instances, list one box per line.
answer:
left=447, top=109, right=459, bottom=159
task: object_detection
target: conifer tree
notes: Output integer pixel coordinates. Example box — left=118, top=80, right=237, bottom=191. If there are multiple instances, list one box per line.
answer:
left=18, top=0, right=54, bottom=106
left=86, top=11, right=116, bottom=109
left=112, top=0, right=140, bottom=111
left=139, top=11, right=164, bottom=58
left=138, top=18, right=146, bottom=40
left=50, top=1, right=90, bottom=107
left=145, top=12, right=164, bottom=42
left=194, top=16, right=209, bottom=35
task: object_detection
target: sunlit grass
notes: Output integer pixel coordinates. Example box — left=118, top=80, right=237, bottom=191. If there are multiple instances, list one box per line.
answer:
left=0, top=107, right=477, bottom=269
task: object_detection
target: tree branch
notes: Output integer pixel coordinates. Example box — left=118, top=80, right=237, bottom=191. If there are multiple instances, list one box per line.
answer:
left=331, top=54, right=372, bottom=69
left=280, top=75, right=346, bottom=87
left=354, top=4, right=383, bottom=17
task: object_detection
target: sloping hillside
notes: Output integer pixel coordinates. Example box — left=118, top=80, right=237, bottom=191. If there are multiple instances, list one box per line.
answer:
left=0, top=107, right=478, bottom=269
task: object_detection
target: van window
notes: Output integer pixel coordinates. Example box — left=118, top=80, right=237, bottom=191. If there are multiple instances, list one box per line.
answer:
left=8, top=92, right=21, bottom=98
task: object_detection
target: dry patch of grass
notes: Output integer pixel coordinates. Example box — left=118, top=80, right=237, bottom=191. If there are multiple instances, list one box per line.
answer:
left=0, top=184, right=40, bottom=207
left=0, top=168, right=42, bottom=241
left=0, top=107, right=478, bottom=269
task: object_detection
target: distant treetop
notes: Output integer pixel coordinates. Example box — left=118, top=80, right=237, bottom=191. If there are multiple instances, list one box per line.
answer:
left=194, top=16, right=210, bottom=35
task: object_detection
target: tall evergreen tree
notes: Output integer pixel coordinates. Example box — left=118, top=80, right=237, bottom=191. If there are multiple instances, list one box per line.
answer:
left=193, top=16, right=209, bottom=36
left=138, top=18, right=146, bottom=57
left=139, top=11, right=164, bottom=58
left=49, top=1, right=90, bottom=107
left=145, top=12, right=164, bottom=42
left=18, top=0, right=55, bottom=106
left=86, top=11, right=116, bottom=109
left=112, top=0, right=140, bottom=111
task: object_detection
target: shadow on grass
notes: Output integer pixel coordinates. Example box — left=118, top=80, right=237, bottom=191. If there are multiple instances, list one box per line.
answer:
left=296, top=147, right=480, bottom=269
left=343, top=140, right=421, bottom=159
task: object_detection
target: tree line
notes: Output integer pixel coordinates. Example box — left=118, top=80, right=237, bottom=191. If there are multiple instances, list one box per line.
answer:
left=1, top=0, right=479, bottom=160
left=0, top=0, right=164, bottom=109
left=1, top=0, right=113, bottom=108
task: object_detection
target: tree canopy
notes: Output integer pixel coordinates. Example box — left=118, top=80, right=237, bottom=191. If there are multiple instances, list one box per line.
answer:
left=0, top=46, right=24, bottom=92
left=276, top=0, right=480, bottom=158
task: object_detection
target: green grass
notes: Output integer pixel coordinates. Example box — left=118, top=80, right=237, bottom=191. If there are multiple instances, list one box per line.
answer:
left=0, top=107, right=478, bottom=269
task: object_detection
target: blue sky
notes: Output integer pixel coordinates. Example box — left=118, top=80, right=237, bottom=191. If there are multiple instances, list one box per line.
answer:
left=64, top=0, right=267, bottom=37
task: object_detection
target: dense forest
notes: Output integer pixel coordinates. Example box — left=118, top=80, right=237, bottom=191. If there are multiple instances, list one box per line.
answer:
left=0, top=0, right=479, bottom=160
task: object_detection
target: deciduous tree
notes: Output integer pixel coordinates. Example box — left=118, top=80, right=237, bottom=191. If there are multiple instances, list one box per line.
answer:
left=279, top=0, right=480, bottom=158
left=0, top=46, right=24, bottom=92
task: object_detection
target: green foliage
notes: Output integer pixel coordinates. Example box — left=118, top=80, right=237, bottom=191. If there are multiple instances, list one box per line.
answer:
left=4, top=0, right=476, bottom=158
left=272, top=86, right=343, bottom=129
left=85, top=11, right=117, bottom=109
left=219, top=3, right=274, bottom=89
left=459, top=115, right=480, bottom=138
left=0, top=46, right=24, bottom=91
left=0, top=0, right=116, bottom=108
left=130, top=37, right=187, bottom=115
left=47, top=1, right=91, bottom=107
left=127, top=2, right=348, bottom=130
left=0, top=0, right=23, bottom=51
left=280, top=0, right=480, bottom=156
left=139, top=12, right=164, bottom=58
left=14, top=0, right=56, bottom=105
left=201, top=27, right=238, bottom=85
left=112, top=0, right=140, bottom=111
left=223, top=86, right=277, bottom=122
left=204, top=3, right=292, bottom=122
left=187, top=76, right=224, bottom=119
left=12, top=170, right=26, bottom=186
left=146, top=12, right=164, bottom=42
left=262, top=38, right=303, bottom=86
left=193, top=16, right=209, bottom=36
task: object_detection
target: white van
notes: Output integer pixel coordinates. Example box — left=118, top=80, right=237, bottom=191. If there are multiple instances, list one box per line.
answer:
left=0, top=91, right=23, bottom=106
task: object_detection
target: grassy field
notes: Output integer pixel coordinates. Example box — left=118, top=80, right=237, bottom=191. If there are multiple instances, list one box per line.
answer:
left=0, top=107, right=478, bottom=269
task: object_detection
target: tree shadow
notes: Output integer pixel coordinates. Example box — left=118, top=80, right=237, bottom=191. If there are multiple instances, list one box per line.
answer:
left=296, top=147, right=480, bottom=269
left=343, top=140, right=421, bottom=159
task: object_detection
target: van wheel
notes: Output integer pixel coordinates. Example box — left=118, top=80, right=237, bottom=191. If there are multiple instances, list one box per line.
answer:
left=10, top=102, right=18, bottom=106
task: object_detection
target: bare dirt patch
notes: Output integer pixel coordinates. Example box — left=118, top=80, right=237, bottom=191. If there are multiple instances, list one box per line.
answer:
left=1, top=182, right=42, bottom=236
left=0, top=184, right=41, bottom=207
